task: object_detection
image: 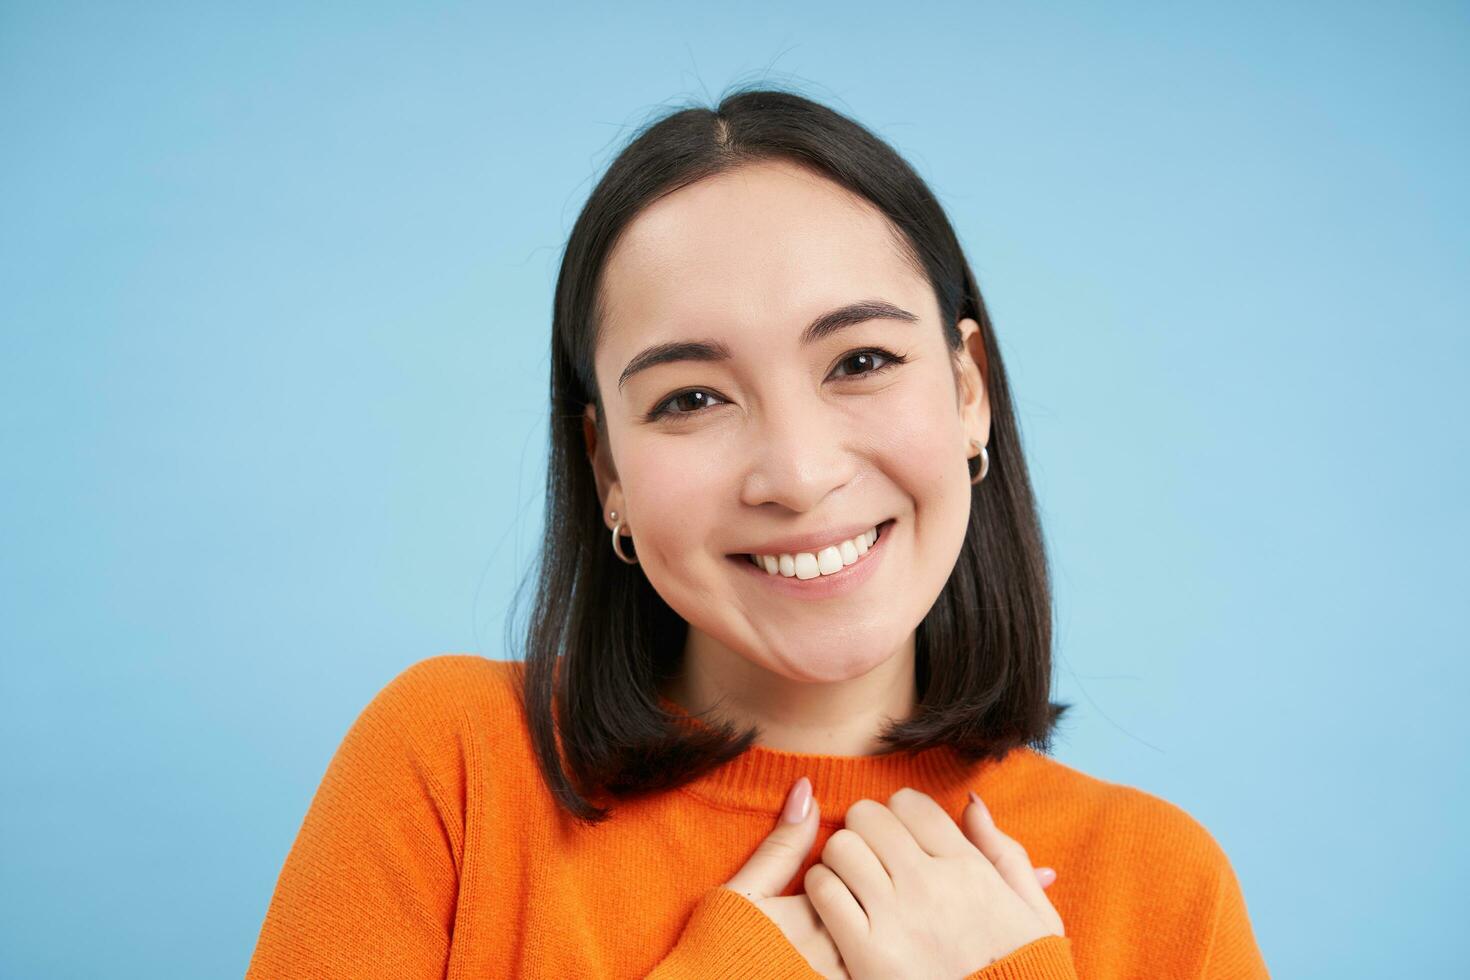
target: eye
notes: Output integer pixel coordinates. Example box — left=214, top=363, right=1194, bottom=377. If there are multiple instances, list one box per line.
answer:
left=646, top=388, right=728, bottom=421
left=832, top=348, right=902, bottom=378
left=644, top=347, right=907, bottom=423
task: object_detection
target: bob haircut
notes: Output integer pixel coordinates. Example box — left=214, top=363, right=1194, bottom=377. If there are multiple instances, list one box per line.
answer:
left=515, top=85, right=1071, bottom=824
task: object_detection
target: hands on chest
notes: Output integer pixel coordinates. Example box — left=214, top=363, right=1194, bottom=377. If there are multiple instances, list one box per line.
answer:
left=721, top=779, right=1065, bottom=980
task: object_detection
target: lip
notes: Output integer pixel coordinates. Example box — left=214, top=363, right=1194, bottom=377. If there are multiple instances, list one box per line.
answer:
left=728, top=518, right=895, bottom=600
left=729, top=518, right=891, bottom=559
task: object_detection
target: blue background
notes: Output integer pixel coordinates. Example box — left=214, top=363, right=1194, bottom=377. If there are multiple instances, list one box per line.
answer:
left=2, top=2, right=1465, bottom=976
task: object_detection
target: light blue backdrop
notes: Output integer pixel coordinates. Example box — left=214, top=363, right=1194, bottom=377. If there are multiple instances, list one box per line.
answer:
left=2, top=2, right=1464, bottom=976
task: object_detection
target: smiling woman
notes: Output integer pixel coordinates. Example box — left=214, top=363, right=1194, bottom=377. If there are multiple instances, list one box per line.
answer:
left=245, top=87, right=1270, bottom=979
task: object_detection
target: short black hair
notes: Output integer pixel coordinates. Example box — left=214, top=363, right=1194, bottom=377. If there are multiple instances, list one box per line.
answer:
left=512, top=84, right=1070, bottom=825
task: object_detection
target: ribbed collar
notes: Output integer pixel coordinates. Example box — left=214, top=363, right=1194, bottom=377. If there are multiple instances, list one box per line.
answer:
left=657, top=693, right=1035, bottom=820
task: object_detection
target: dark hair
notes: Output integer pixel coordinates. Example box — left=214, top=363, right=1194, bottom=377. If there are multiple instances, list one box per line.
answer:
left=512, top=85, right=1070, bottom=824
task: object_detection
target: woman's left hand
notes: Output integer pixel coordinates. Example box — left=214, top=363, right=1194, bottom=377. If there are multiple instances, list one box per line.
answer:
left=803, top=787, right=1065, bottom=980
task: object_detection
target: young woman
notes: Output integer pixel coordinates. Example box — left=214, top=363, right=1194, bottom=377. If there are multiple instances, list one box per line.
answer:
left=247, top=89, right=1269, bottom=979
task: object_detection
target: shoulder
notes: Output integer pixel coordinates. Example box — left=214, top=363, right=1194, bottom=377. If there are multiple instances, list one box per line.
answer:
left=373, top=653, right=524, bottom=710
left=1012, top=748, right=1238, bottom=881
left=359, top=654, right=531, bottom=758
left=1011, top=750, right=1267, bottom=971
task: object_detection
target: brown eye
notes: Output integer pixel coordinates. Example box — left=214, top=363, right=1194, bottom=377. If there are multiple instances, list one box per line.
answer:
left=669, top=391, right=719, bottom=413
left=647, top=388, right=727, bottom=421
left=833, top=348, right=903, bottom=378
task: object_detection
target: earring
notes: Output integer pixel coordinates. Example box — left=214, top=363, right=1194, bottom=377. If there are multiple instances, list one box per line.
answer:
left=968, top=440, right=990, bottom=485
left=608, top=509, right=639, bottom=564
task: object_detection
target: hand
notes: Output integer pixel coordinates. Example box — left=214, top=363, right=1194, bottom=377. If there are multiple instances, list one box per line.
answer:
left=721, top=777, right=850, bottom=979
left=721, top=780, right=1059, bottom=980
left=802, top=787, right=1065, bottom=980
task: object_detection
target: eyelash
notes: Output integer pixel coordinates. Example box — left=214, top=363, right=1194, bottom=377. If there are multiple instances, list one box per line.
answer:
left=643, top=347, right=909, bottom=423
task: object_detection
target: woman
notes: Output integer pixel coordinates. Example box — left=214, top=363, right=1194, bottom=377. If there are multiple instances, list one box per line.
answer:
left=247, top=89, right=1269, bottom=978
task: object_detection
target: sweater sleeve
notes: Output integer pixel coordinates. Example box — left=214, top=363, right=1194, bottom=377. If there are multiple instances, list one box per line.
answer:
left=645, top=886, right=822, bottom=979
left=961, top=935, right=1078, bottom=979
left=244, top=666, right=462, bottom=979
left=646, top=889, right=1079, bottom=980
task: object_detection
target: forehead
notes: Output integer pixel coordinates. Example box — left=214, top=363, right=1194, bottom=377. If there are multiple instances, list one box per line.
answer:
left=598, top=160, right=922, bottom=346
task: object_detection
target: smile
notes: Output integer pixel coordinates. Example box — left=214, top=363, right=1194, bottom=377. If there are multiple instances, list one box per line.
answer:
left=742, top=519, right=891, bottom=579
left=727, top=519, right=896, bottom=598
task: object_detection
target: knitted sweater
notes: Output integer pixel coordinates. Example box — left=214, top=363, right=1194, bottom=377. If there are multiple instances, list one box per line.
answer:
left=245, top=655, right=1270, bottom=978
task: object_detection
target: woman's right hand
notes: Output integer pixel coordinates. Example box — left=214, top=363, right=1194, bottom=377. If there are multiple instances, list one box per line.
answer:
left=721, top=779, right=1061, bottom=980
left=721, top=777, right=850, bottom=979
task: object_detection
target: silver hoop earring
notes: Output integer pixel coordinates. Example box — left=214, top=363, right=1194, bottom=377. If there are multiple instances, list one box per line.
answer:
left=608, top=509, right=639, bottom=565
left=968, top=442, right=990, bottom=485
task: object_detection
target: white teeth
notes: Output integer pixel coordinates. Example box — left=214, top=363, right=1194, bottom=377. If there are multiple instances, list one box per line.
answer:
left=746, top=524, right=884, bottom=579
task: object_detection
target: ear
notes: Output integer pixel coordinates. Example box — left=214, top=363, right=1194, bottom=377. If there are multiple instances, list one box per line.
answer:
left=583, top=401, right=623, bottom=525
left=954, top=317, right=991, bottom=452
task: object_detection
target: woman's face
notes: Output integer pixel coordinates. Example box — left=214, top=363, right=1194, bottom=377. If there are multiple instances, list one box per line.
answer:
left=585, top=159, right=989, bottom=686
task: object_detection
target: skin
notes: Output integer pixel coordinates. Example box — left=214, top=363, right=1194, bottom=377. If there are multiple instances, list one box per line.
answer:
left=731, top=787, right=1064, bottom=979
left=583, top=158, right=990, bottom=756
left=581, top=159, right=1063, bottom=975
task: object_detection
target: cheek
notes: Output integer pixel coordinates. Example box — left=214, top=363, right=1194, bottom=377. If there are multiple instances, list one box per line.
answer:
left=616, top=444, right=722, bottom=568
left=868, top=379, right=965, bottom=492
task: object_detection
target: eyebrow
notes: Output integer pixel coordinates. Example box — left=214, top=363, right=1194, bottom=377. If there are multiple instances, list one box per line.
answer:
left=616, top=299, right=920, bottom=391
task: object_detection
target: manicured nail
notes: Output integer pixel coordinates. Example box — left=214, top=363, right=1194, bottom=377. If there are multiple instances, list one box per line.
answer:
left=1036, top=867, right=1057, bottom=887
left=783, top=776, right=813, bottom=824
left=968, top=790, right=990, bottom=820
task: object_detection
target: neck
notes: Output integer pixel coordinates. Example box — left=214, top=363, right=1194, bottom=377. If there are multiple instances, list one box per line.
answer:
left=660, top=629, right=920, bottom=756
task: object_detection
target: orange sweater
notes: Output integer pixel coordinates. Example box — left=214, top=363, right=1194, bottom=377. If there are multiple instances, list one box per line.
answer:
left=246, top=655, right=1269, bottom=978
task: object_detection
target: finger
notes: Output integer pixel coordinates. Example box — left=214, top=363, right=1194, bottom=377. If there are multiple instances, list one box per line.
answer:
left=724, top=778, right=821, bottom=902
left=779, top=895, right=850, bottom=979
left=964, top=792, right=1064, bottom=934
left=842, top=797, right=929, bottom=882
left=820, top=827, right=894, bottom=917
left=885, top=786, right=979, bottom=859
left=804, top=862, right=869, bottom=954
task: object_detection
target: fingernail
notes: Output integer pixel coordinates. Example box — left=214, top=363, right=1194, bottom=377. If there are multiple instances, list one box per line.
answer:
left=783, top=776, right=813, bottom=824
left=968, top=790, right=990, bottom=820
left=1037, top=867, right=1057, bottom=887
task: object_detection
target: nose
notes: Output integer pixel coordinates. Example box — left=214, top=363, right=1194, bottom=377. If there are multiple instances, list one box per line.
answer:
left=738, top=394, right=861, bottom=513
